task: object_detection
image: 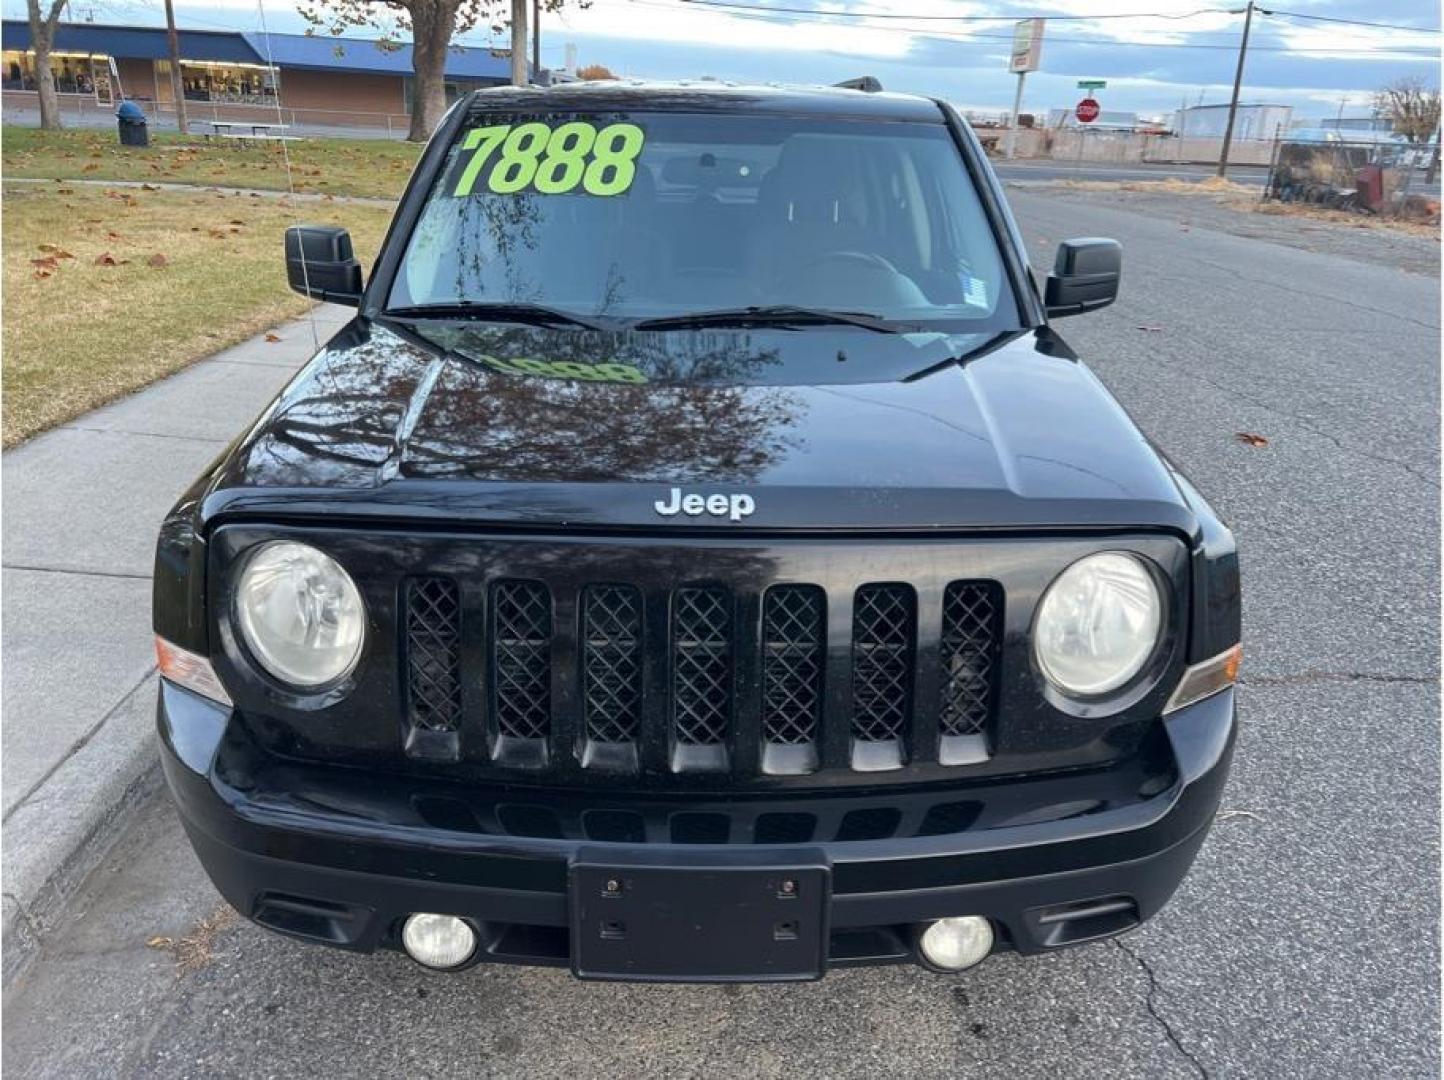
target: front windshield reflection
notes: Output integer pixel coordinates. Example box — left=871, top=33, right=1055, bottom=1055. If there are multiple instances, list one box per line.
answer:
left=389, top=112, right=1014, bottom=327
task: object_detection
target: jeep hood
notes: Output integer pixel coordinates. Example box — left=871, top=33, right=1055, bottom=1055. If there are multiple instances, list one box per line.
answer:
left=201, top=319, right=1193, bottom=533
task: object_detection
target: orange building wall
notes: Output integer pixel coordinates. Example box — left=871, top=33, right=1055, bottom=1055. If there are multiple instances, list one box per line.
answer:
left=277, top=68, right=406, bottom=119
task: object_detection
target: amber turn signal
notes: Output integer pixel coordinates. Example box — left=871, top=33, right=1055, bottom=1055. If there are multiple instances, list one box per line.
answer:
left=1163, top=644, right=1241, bottom=714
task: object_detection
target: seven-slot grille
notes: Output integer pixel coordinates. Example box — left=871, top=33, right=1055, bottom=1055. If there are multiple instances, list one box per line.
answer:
left=402, top=576, right=1003, bottom=775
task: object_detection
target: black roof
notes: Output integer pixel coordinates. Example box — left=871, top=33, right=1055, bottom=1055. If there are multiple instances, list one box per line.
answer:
left=466, top=80, right=944, bottom=122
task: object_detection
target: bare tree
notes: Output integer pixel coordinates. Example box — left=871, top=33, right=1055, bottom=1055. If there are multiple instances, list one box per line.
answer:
left=1372, top=76, right=1442, bottom=144
left=299, top=0, right=583, bottom=142
left=26, top=0, right=66, bottom=130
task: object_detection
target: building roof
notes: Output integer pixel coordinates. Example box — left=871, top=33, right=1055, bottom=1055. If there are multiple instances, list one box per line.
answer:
left=1177, top=102, right=1290, bottom=112
left=2, top=21, right=258, bottom=64
left=242, top=31, right=514, bottom=80
left=1, top=20, right=518, bottom=80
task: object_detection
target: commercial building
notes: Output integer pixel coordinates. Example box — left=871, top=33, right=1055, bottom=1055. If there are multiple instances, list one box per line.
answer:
left=1, top=20, right=520, bottom=130
left=1171, top=102, right=1293, bottom=140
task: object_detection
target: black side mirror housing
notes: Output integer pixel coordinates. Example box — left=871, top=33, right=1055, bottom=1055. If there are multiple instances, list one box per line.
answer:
left=1044, top=238, right=1121, bottom=319
left=285, top=225, right=363, bottom=306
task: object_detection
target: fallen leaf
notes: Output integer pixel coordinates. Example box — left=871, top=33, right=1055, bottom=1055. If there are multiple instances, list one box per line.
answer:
left=264, top=333, right=282, bottom=343
left=30, top=256, right=59, bottom=270
left=81, top=162, right=99, bottom=173
left=57, top=187, right=74, bottom=194
left=33, top=268, right=53, bottom=279
left=228, top=219, right=246, bottom=226
left=146, top=936, right=174, bottom=949
left=207, top=228, right=228, bottom=239
left=37, top=243, right=74, bottom=257
left=106, top=231, right=122, bottom=240
left=147, top=253, right=169, bottom=268
left=140, top=183, right=160, bottom=191
left=1235, top=432, right=1269, bottom=448
left=93, top=251, right=128, bottom=266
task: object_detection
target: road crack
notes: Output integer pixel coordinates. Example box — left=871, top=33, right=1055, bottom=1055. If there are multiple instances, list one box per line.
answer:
left=1240, top=671, right=1439, bottom=688
left=1114, top=938, right=1207, bottom=1079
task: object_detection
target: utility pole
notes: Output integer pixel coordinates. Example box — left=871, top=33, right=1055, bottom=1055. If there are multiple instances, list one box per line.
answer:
left=1217, top=0, right=1255, bottom=178
left=532, top=0, right=540, bottom=79
left=163, top=0, right=187, bottom=133
left=510, top=0, right=527, bottom=86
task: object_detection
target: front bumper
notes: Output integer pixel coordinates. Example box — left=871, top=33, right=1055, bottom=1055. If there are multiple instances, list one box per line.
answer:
left=159, top=683, right=1236, bottom=980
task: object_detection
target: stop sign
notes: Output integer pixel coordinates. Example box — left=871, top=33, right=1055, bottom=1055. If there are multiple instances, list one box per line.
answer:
left=1076, top=97, right=1101, bottom=124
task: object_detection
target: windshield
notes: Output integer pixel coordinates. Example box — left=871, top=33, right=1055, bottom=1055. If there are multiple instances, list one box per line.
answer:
left=388, top=111, right=1014, bottom=328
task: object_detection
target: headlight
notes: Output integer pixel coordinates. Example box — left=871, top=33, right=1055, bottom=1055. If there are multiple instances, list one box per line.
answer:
left=1034, top=552, right=1162, bottom=697
left=235, top=541, right=365, bottom=688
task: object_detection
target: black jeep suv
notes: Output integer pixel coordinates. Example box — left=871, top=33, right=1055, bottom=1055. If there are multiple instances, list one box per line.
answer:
left=153, top=81, right=1240, bottom=982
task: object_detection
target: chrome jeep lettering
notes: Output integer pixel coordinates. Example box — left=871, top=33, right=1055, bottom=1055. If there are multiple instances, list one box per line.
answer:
left=653, top=488, right=756, bottom=522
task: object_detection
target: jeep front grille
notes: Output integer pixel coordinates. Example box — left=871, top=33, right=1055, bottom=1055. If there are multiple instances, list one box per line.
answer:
left=940, top=581, right=1003, bottom=745
left=761, top=585, right=826, bottom=774
left=581, top=585, right=643, bottom=762
left=670, top=586, right=733, bottom=770
left=400, top=575, right=1003, bottom=778
left=403, top=577, right=463, bottom=733
left=850, top=584, right=916, bottom=770
left=490, top=580, right=552, bottom=743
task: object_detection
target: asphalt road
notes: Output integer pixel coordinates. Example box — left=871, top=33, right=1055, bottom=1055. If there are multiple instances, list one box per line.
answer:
left=4, top=189, right=1439, bottom=1079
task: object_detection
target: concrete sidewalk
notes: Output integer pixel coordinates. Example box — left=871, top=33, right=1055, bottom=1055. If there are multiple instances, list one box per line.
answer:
left=1, top=302, right=352, bottom=983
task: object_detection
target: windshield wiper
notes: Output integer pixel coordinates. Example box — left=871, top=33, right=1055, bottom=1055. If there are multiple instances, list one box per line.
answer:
left=631, top=305, right=913, bottom=334
left=381, top=301, right=616, bottom=333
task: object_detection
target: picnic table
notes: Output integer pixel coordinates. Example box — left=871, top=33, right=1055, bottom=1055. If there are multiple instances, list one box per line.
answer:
left=201, top=120, right=300, bottom=145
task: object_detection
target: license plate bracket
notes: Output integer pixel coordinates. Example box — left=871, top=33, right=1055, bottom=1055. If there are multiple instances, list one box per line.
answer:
left=569, top=856, right=829, bottom=982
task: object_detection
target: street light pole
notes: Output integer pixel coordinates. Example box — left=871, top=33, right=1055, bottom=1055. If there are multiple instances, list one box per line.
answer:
left=1217, top=0, right=1255, bottom=178
left=532, top=0, right=540, bottom=79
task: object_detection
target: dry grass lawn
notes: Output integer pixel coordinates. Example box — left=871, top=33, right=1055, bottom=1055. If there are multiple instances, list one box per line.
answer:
left=3, top=183, right=394, bottom=446
left=3, top=125, right=421, bottom=199
left=1049, top=175, right=1440, bottom=236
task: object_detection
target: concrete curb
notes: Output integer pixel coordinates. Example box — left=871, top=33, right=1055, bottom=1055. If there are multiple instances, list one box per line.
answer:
left=2, top=675, right=164, bottom=986
left=1, top=303, right=352, bottom=989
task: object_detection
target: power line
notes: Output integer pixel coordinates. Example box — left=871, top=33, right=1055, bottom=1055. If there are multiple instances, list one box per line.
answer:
left=628, top=0, right=1442, bottom=55
left=676, top=0, right=1239, bottom=21
left=1264, top=9, right=1442, bottom=35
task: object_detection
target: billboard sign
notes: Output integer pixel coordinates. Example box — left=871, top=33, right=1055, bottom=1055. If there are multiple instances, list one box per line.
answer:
left=1009, top=18, right=1044, bottom=74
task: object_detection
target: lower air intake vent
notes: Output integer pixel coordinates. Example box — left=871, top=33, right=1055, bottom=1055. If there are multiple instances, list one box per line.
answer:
left=850, top=583, right=916, bottom=771
left=939, top=582, right=1003, bottom=762
left=490, top=581, right=552, bottom=754
left=671, top=586, right=732, bottom=772
left=761, top=585, right=825, bottom=775
left=403, top=577, right=463, bottom=734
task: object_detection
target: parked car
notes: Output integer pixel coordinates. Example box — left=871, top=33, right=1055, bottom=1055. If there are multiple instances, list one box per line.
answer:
left=153, top=79, right=1240, bottom=982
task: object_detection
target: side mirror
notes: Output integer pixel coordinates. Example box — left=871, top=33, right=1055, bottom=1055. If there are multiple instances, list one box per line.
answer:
left=285, top=225, right=363, bottom=306
left=1044, top=238, right=1120, bottom=319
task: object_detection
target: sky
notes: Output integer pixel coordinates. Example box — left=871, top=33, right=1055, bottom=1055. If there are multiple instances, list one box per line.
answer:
left=7, top=0, right=1442, bottom=122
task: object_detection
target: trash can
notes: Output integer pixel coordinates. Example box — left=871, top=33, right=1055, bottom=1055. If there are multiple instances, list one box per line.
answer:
left=116, top=100, right=149, bottom=148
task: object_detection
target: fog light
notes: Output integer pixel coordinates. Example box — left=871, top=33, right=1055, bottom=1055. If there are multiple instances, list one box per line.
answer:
left=919, top=916, right=994, bottom=972
left=401, top=913, right=476, bottom=970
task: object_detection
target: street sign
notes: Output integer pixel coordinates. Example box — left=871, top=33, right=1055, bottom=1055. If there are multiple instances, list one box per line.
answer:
left=1077, top=79, right=1106, bottom=90
left=1076, top=98, right=1101, bottom=124
left=1009, top=18, right=1045, bottom=74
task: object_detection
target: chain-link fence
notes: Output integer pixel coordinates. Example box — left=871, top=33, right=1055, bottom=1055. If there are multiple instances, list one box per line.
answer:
left=1264, top=136, right=1438, bottom=220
